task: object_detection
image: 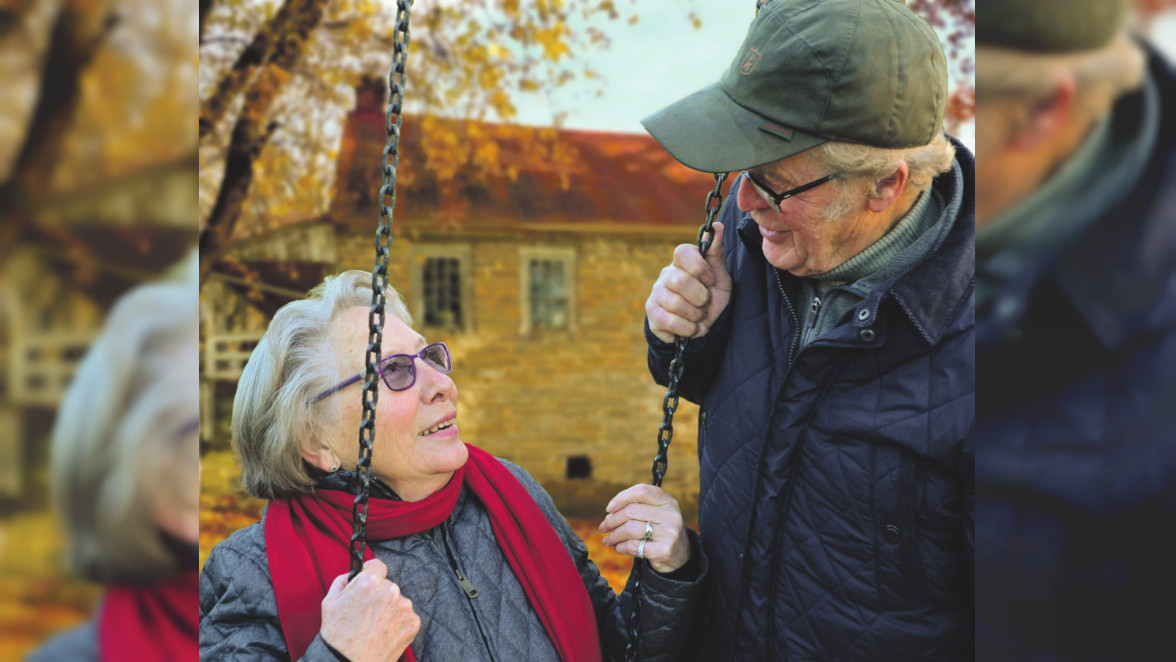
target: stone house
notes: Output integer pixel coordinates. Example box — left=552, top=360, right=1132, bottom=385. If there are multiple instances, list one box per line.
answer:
left=202, top=85, right=728, bottom=512
left=0, top=158, right=197, bottom=507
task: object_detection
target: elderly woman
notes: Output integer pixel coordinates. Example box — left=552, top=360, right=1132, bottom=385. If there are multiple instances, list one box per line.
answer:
left=27, top=263, right=200, bottom=661
left=199, top=270, right=707, bottom=661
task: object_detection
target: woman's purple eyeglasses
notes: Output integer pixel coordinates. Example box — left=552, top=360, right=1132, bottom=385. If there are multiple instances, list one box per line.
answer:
left=314, top=342, right=452, bottom=403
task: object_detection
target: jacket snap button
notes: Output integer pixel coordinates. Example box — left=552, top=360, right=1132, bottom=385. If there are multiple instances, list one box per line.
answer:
left=883, top=524, right=901, bottom=544
left=859, top=328, right=876, bottom=343
left=857, top=308, right=870, bottom=321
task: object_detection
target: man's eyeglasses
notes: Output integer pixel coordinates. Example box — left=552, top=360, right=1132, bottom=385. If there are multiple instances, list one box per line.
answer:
left=314, top=342, right=452, bottom=403
left=743, top=169, right=838, bottom=213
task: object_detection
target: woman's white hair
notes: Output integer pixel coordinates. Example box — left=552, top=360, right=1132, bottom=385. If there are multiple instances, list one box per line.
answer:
left=232, top=270, right=411, bottom=500
left=50, top=272, right=199, bottom=584
left=811, top=132, right=957, bottom=221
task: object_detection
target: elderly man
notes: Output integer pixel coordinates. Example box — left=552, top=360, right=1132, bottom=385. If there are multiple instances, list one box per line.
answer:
left=973, top=1, right=1176, bottom=660
left=641, top=0, right=974, bottom=660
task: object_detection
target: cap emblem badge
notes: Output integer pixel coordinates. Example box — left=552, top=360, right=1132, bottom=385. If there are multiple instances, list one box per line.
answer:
left=740, top=47, right=763, bottom=75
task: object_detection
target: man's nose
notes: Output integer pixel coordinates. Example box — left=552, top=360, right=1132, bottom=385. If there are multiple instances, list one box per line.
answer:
left=736, top=175, right=768, bottom=212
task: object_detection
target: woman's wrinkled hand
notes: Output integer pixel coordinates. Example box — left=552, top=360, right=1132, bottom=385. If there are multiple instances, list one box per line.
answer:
left=599, top=484, right=691, bottom=574
left=320, top=558, right=420, bottom=662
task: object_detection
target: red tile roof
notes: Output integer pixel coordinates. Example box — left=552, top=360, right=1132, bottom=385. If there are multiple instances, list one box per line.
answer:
left=333, top=109, right=731, bottom=233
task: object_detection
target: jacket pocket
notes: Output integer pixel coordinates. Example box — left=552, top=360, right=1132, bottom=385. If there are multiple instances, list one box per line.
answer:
left=873, top=445, right=927, bottom=607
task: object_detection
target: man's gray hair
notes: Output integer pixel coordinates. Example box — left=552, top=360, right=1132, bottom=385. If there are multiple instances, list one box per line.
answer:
left=50, top=276, right=199, bottom=584
left=976, top=32, right=1146, bottom=119
left=812, top=132, right=956, bottom=221
left=232, top=270, right=411, bottom=500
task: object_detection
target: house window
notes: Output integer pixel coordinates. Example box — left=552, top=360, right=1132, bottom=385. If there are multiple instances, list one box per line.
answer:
left=411, top=245, right=473, bottom=332
left=422, top=257, right=464, bottom=328
left=528, top=259, right=568, bottom=328
left=520, top=247, right=575, bottom=333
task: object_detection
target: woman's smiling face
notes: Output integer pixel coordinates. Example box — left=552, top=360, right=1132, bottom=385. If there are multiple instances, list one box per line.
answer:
left=321, top=307, right=468, bottom=501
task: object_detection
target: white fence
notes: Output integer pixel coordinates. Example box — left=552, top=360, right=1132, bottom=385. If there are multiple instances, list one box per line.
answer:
left=204, top=331, right=262, bottom=381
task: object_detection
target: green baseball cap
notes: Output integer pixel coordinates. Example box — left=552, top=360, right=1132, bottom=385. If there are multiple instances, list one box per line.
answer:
left=642, top=0, right=948, bottom=173
left=976, top=0, right=1129, bottom=53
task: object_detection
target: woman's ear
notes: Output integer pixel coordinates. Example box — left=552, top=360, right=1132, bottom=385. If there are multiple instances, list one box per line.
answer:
left=300, top=440, right=340, bottom=473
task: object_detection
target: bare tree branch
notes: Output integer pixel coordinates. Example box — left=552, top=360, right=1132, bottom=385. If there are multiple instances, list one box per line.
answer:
left=199, top=0, right=215, bottom=45
left=0, top=3, right=115, bottom=263
left=199, top=0, right=329, bottom=286
left=199, top=0, right=297, bottom=141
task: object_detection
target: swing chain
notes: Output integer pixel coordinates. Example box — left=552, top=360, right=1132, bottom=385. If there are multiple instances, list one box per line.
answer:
left=624, top=171, right=727, bottom=662
left=654, top=171, right=726, bottom=487
left=350, top=0, right=414, bottom=581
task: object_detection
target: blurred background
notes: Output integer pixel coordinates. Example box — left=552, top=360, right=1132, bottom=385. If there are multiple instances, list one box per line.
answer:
left=0, top=0, right=196, bottom=657
left=974, top=0, right=1176, bottom=659
left=0, top=0, right=986, bottom=657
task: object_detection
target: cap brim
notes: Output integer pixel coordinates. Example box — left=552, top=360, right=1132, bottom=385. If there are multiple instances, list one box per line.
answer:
left=641, top=83, right=827, bottom=173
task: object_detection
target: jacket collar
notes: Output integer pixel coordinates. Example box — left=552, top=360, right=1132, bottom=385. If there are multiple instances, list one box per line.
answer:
left=736, top=136, right=975, bottom=346
left=977, top=44, right=1176, bottom=350
left=1050, top=48, right=1176, bottom=349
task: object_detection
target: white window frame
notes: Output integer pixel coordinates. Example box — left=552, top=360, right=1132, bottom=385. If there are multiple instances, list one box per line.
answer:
left=518, top=246, right=576, bottom=334
left=411, top=244, right=474, bottom=332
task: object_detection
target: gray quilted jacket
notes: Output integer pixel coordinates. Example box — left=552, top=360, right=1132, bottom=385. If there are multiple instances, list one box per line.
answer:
left=24, top=621, right=97, bottom=661
left=199, top=459, right=707, bottom=661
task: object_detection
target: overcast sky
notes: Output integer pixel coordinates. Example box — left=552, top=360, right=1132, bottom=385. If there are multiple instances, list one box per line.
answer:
left=511, top=2, right=754, bottom=133
left=510, top=0, right=975, bottom=149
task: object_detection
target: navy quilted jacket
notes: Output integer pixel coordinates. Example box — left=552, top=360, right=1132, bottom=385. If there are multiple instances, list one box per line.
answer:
left=646, top=141, right=975, bottom=661
left=975, top=44, right=1176, bottom=661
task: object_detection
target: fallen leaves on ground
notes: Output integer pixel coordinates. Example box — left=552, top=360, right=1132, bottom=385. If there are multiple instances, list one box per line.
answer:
left=0, top=512, right=102, bottom=660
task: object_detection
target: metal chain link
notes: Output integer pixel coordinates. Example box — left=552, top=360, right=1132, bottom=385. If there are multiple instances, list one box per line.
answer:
left=352, top=0, right=732, bottom=648
left=350, top=0, right=414, bottom=581
left=624, top=171, right=728, bottom=661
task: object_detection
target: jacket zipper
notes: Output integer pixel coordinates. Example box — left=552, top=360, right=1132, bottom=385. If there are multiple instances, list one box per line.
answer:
left=732, top=268, right=804, bottom=659
left=774, top=268, right=801, bottom=368
left=746, top=267, right=841, bottom=660
left=440, top=526, right=496, bottom=662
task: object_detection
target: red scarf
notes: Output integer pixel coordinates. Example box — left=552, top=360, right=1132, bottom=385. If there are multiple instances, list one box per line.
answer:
left=97, top=567, right=199, bottom=661
left=265, top=444, right=601, bottom=662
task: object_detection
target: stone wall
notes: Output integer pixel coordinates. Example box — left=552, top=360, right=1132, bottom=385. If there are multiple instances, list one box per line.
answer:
left=335, top=225, right=703, bottom=512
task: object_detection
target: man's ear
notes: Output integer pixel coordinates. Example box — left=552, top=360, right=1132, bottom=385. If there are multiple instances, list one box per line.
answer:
left=1011, top=73, right=1077, bottom=150
left=866, top=161, right=910, bottom=213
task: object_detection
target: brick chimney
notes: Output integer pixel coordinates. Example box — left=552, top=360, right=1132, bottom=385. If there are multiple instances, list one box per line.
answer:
left=333, top=77, right=389, bottom=213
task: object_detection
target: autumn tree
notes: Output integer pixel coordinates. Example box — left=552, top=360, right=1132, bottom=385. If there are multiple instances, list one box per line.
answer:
left=197, top=0, right=679, bottom=284
left=0, top=0, right=113, bottom=259
left=908, top=0, right=976, bottom=135
left=1134, top=0, right=1176, bottom=32
left=1, top=0, right=196, bottom=272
